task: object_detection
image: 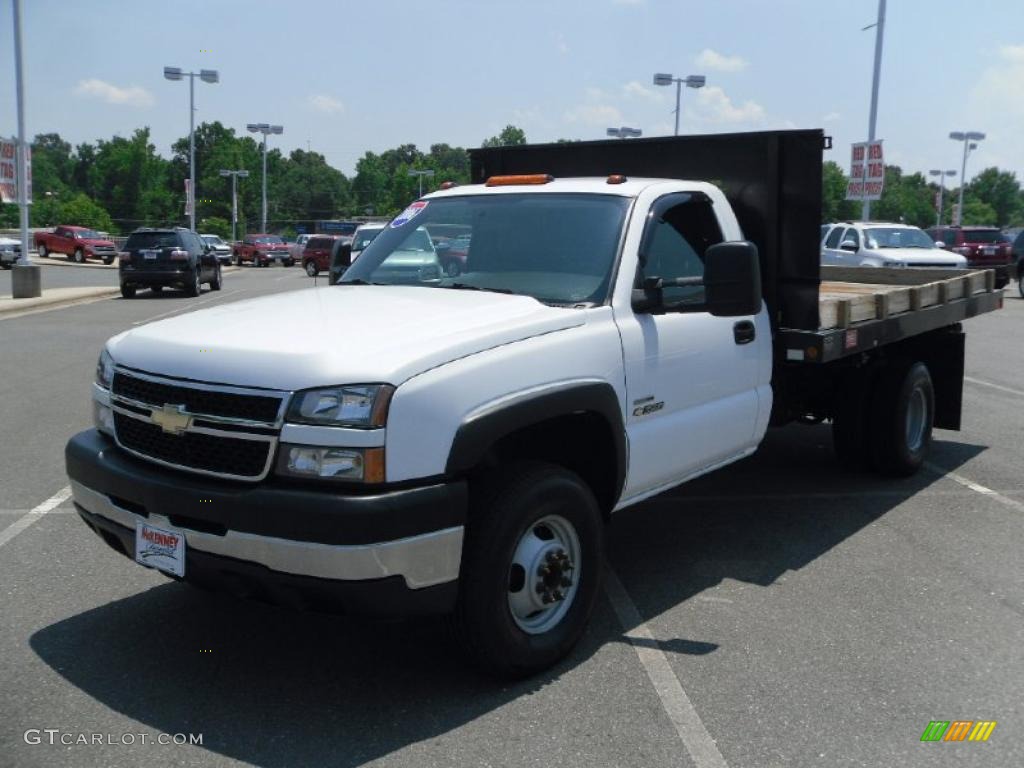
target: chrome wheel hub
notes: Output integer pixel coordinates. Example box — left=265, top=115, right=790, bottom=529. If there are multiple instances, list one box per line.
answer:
left=507, top=514, right=581, bottom=635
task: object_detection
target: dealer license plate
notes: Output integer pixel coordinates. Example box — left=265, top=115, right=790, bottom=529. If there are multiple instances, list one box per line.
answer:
left=143, top=250, right=159, bottom=260
left=135, top=521, right=186, bottom=577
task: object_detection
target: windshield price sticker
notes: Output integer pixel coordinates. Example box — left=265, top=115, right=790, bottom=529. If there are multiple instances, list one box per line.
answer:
left=391, top=201, right=428, bottom=228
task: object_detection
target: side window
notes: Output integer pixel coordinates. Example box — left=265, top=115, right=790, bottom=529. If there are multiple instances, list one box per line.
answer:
left=943, top=230, right=957, bottom=246
left=844, top=228, right=860, bottom=249
left=638, top=198, right=723, bottom=308
left=825, top=226, right=844, bottom=249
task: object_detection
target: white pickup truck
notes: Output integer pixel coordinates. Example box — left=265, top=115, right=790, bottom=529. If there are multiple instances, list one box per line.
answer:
left=65, top=131, right=1001, bottom=677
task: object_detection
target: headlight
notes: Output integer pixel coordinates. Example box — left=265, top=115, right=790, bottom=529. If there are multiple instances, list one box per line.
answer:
left=287, top=384, right=394, bottom=427
left=95, top=349, right=115, bottom=389
left=276, top=445, right=385, bottom=483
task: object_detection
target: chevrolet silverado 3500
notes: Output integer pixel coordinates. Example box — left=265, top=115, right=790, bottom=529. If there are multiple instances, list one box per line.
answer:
left=65, top=130, right=1000, bottom=676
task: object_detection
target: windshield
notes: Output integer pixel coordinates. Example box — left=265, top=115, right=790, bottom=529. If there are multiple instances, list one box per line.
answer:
left=125, top=231, right=179, bottom=249
left=341, top=193, right=630, bottom=305
left=255, top=236, right=284, bottom=245
left=962, top=230, right=1002, bottom=244
left=352, top=228, right=383, bottom=251
left=75, top=230, right=102, bottom=240
left=864, top=227, right=935, bottom=249
left=202, top=235, right=224, bottom=245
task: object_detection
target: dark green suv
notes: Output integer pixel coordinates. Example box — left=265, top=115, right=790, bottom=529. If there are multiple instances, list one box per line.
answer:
left=119, top=228, right=222, bottom=298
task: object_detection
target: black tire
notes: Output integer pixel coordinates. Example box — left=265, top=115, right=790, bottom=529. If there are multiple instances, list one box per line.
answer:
left=38, top=244, right=48, bottom=258
left=1, top=262, right=12, bottom=270
left=284, top=259, right=294, bottom=267
left=102, top=256, right=115, bottom=265
left=120, top=283, right=136, bottom=298
left=453, top=462, right=604, bottom=678
left=210, top=264, right=222, bottom=291
left=868, top=361, right=934, bottom=477
left=234, top=253, right=242, bottom=267
left=445, top=260, right=461, bottom=278
left=73, top=248, right=85, bottom=263
left=305, top=260, right=319, bottom=277
left=185, top=268, right=201, bottom=297
left=1018, top=264, right=1023, bottom=299
left=151, top=285, right=163, bottom=294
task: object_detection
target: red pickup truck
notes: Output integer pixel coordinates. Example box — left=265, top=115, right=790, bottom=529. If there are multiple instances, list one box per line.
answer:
left=232, top=234, right=294, bottom=267
left=36, top=226, right=118, bottom=264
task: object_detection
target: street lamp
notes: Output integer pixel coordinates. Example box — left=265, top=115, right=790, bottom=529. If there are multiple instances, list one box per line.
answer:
left=247, top=123, right=283, bottom=232
left=928, top=169, right=956, bottom=227
left=219, top=169, right=250, bottom=242
left=653, top=72, right=706, bottom=135
left=164, top=66, right=219, bottom=232
left=607, top=127, right=643, bottom=139
left=408, top=169, right=435, bottom=198
left=949, top=131, right=985, bottom=225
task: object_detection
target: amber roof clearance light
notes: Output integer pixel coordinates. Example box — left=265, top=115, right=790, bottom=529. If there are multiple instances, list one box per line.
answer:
left=485, top=174, right=554, bottom=187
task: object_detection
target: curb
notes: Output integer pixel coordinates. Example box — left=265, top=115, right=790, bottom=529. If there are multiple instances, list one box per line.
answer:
left=0, top=287, right=121, bottom=316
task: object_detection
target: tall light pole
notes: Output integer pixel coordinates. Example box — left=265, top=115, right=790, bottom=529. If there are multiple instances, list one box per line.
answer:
left=10, top=0, right=41, bottom=299
left=949, top=131, right=985, bottom=225
left=247, top=123, right=283, bottom=232
left=163, top=67, right=219, bottom=231
left=219, top=169, right=249, bottom=242
left=928, top=169, right=956, bottom=226
left=653, top=73, right=706, bottom=135
left=607, top=127, right=643, bottom=139
left=408, top=169, right=435, bottom=198
left=860, top=0, right=886, bottom=222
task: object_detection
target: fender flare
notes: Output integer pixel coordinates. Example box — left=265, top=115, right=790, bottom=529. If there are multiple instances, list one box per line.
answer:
left=445, top=381, right=626, bottom=498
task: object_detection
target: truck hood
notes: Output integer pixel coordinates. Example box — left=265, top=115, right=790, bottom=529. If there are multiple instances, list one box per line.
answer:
left=81, top=238, right=116, bottom=247
left=108, top=286, right=585, bottom=391
left=866, top=248, right=965, bottom=266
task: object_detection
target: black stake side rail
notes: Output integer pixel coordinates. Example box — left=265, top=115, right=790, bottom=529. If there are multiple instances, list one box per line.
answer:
left=778, top=290, right=1003, bottom=365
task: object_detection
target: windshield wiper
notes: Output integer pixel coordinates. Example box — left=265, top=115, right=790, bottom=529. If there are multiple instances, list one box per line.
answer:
left=338, top=278, right=389, bottom=286
left=442, top=282, right=515, bottom=295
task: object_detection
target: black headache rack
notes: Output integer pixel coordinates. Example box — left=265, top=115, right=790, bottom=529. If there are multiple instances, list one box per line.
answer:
left=470, top=129, right=828, bottom=331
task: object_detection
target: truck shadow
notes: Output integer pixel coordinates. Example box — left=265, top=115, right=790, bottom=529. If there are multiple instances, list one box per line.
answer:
left=29, top=423, right=984, bottom=767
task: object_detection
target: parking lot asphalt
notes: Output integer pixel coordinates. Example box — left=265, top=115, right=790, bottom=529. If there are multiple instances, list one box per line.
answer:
left=0, top=275, right=1021, bottom=768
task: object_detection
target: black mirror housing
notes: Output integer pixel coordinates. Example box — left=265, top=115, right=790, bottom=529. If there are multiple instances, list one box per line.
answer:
left=703, top=241, right=762, bottom=317
left=631, top=276, right=665, bottom=314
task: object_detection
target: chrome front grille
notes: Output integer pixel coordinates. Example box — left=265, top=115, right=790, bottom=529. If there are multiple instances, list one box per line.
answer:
left=109, top=369, right=288, bottom=481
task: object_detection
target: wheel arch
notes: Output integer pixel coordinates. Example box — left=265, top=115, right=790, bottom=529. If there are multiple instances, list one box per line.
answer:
left=445, top=382, right=626, bottom=516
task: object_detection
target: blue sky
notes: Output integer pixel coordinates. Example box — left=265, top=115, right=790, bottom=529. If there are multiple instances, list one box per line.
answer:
left=1, top=0, right=1021, bottom=183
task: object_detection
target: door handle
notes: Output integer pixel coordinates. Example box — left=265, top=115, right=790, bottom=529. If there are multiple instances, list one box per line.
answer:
left=733, top=320, right=756, bottom=345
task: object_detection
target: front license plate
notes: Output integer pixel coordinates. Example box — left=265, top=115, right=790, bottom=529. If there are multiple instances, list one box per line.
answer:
left=135, top=521, right=186, bottom=577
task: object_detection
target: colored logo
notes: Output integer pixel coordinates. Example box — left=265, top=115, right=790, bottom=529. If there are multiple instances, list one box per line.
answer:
left=920, top=720, right=996, bottom=742
left=150, top=404, right=193, bottom=436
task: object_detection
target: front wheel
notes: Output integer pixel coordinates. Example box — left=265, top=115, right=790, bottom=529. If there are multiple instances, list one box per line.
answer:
left=102, top=255, right=115, bottom=265
left=73, top=248, right=85, bottom=263
left=453, top=462, right=604, bottom=678
left=444, top=260, right=462, bottom=278
left=185, top=268, right=201, bottom=297
left=284, top=258, right=294, bottom=267
left=38, top=244, right=48, bottom=258
left=210, top=264, right=222, bottom=291
left=305, top=261, right=319, bottom=277
left=120, top=283, right=136, bottom=298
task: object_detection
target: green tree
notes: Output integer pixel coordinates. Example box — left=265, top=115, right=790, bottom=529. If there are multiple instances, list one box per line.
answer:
left=57, top=193, right=115, bottom=231
left=822, top=161, right=859, bottom=222
left=965, top=168, right=1021, bottom=226
left=482, top=125, right=527, bottom=148
left=960, top=200, right=997, bottom=226
left=199, top=216, right=232, bottom=239
left=872, top=166, right=935, bottom=228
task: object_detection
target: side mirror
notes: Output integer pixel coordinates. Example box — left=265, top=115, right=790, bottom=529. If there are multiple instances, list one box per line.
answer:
left=631, top=276, right=665, bottom=314
left=935, top=241, right=945, bottom=248
left=704, top=241, right=762, bottom=317
left=839, top=240, right=858, bottom=252
left=332, top=242, right=353, bottom=269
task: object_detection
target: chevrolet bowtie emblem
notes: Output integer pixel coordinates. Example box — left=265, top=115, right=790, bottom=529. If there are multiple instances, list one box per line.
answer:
left=151, top=404, right=193, bottom=435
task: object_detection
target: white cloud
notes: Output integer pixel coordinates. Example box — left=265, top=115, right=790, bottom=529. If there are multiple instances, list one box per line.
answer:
left=693, top=86, right=765, bottom=124
left=822, top=111, right=841, bottom=123
left=621, top=80, right=665, bottom=104
left=309, top=94, right=344, bottom=114
left=694, top=48, right=748, bottom=73
left=74, top=79, right=153, bottom=107
left=965, top=45, right=1024, bottom=173
left=564, top=103, right=623, bottom=126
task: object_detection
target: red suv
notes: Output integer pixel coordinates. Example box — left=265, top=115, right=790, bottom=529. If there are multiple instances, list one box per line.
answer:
left=927, top=226, right=1012, bottom=288
left=301, top=235, right=344, bottom=277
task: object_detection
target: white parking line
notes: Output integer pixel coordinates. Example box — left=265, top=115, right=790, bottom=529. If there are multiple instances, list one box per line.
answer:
left=925, top=463, right=1024, bottom=514
left=965, top=376, right=1024, bottom=399
left=604, top=567, right=729, bottom=768
left=132, top=289, right=246, bottom=325
left=0, top=486, right=72, bottom=550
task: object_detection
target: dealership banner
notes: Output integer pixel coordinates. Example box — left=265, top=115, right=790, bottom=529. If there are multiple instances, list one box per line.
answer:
left=846, top=140, right=884, bottom=201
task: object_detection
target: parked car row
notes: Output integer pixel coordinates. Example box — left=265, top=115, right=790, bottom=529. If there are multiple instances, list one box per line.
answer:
left=820, top=222, right=1015, bottom=290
